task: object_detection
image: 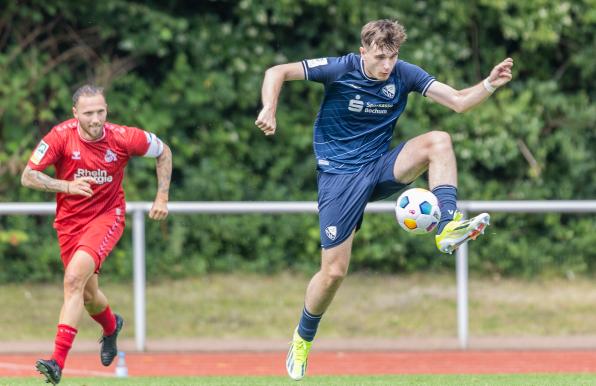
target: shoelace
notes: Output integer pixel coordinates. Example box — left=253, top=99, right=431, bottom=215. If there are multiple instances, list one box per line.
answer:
left=293, top=340, right=309, bottom=363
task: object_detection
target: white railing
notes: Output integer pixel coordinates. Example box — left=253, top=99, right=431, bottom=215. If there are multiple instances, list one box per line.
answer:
left=1, top=200, right=595, bottom=351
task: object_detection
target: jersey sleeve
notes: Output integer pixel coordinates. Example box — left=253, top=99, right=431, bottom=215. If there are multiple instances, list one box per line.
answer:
left=125, top=126, right=163, bottom=158
left=398, top=60, right=436, bottom=96
left=302, top=54, right=356, bottom=85
left=27, top=129, right=64, bottom=171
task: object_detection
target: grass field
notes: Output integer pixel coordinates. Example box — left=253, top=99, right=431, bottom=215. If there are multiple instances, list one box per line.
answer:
left=3, top=374, right=596, bottom=386
left=2, top=272, right=596, bottom=341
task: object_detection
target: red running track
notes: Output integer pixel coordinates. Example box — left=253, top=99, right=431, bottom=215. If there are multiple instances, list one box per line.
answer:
left=1, top=351, right=596, bottom=378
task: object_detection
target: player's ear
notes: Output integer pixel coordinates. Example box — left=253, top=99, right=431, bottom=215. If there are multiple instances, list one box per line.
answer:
left=359, top=46, right=366, bottom=56
left=72, top=106, right=78, bottom=119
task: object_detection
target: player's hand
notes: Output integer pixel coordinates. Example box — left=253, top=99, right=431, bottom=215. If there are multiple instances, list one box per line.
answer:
left=66, top=177, right=95, bottom=197
left=149, top=198, right=168, bottom=221
left=255, top=106, right=277, bottom=136
left=487, top=58, right=514, bottom=88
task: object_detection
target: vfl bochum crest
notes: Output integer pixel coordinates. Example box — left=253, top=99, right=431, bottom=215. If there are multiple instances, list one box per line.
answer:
left=325, top=226, right=337, bottom=241
left=381, top=84, right=395, bottom=98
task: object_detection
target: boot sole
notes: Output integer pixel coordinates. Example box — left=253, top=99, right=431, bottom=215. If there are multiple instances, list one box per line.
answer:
left=35, top=361, right=60, bottom=385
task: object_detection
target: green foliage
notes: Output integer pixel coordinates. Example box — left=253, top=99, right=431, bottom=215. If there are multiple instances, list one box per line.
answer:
left=0, top=0, right=594, bottom=282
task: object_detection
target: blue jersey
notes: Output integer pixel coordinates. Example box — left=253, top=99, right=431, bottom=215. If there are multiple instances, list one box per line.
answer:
left=301, top=54, right=435, bottom=174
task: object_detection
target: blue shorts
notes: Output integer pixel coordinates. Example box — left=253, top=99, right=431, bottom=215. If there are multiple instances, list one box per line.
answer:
left=318, top=143, right=410, bottom=249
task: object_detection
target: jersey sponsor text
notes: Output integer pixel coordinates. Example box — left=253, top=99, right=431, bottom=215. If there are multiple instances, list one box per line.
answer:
left=75, top=168, right=113, bottom=184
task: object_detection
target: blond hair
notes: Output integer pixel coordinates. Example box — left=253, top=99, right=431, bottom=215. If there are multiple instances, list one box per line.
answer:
left=361, top=19, right=407, bottom=53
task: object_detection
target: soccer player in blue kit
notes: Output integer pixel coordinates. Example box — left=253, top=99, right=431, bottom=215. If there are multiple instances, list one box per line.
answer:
left=255, top=19, right=513, bottom=380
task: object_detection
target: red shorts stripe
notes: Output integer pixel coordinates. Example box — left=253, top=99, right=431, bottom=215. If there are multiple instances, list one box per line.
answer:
left=57, top=210, right=125, bottom=273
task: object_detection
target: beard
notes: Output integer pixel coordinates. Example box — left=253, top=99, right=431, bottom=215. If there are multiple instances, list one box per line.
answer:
left=81, top=123, right=104, bottom=139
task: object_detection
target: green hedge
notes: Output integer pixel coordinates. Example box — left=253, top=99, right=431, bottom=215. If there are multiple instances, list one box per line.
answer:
left=1, top=0, right=594, bottom=282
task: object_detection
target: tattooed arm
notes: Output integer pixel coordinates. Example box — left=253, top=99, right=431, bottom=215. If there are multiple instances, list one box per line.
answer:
left=148, top=143, right=172, bottom=220
left=21, top=166, right=68, bottom=193
left=21, top=166, right=94, bottom=197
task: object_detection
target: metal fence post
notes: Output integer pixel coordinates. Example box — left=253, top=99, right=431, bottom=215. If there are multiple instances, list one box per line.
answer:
left=456, top=209, right=469, bottom=349
left=132, top=209, right=146, bottom=351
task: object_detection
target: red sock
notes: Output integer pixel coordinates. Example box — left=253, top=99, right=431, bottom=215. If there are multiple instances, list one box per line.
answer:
left=51, top=324, right=77, bottom=369
left=91, top=305, right=117, bottom=336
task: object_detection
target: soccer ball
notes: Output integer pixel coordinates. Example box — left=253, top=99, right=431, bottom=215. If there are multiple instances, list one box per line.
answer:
left=395, top=188, right=441, bottom=234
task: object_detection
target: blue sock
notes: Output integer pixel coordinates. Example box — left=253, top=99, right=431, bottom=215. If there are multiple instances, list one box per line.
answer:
left=297, top=307, right=322, bottom=342
left=432, top=184, right=458, bottom=234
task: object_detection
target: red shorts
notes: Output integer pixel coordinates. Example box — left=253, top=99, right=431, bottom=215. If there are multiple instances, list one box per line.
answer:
left=56, top=210, right=125, bottom=273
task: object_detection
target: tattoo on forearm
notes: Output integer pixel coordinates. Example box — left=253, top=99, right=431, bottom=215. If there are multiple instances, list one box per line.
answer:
left=156, top=146, right=172, bottom=195
left=26, top=169, right=67, bottom=193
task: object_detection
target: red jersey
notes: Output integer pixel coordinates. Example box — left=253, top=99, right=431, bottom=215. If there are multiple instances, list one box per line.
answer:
left=28, top=118, right=151, bottom=229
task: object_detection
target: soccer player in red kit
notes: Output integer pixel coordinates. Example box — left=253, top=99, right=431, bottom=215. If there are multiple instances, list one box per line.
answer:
left=21, top=85, right=172, bottom=385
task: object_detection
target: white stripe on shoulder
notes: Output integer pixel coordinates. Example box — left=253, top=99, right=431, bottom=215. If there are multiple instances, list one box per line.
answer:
left=301, top=60, right=309, bottom=80
left=422, top=78, right=436, bottom=96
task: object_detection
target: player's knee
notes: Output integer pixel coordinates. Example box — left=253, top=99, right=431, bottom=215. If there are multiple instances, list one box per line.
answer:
left=427, top=130, right=453, bottom=154
left=63, top=272, right=87, bottom=295
left=322, top=264, right=348, bottom=284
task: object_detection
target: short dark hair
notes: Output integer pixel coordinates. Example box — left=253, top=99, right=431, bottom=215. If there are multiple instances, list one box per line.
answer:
left=72, top=85, right=104, bottom=106
left=361, top=19, right=407, bottom=53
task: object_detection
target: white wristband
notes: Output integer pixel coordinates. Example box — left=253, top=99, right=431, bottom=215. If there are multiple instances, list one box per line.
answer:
left=483, top=78, right=496, bottom=94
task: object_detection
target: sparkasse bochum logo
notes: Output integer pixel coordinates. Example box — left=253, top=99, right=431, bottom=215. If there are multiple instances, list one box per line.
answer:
left=348, top=94, right=393, bottom=115
left=348, top=95, right=364, bottom=112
